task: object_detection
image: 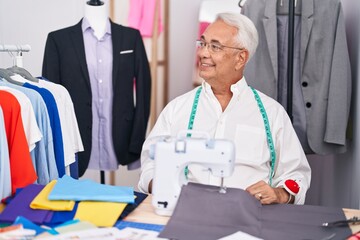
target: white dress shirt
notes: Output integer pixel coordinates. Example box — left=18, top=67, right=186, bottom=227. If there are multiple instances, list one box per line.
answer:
left=0, top=86, right=42, bottom=152
left=38, top=80, right=84, bottom=166
left=138, top=77, right=311, bottom=204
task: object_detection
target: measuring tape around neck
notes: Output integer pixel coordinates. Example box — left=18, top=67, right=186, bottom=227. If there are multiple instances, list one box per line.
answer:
left=185, top=85, right=276, bottom=186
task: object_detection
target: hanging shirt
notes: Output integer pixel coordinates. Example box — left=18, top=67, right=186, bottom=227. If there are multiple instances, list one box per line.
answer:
left=0, top=90, right=37, bottom=194
left=0, top=86, right=42, bottom=152
left=0, top=80, right=58, bottom=184
left=128, top=0, right=163, bottom=38
left=0, top=106, right=11, bottom=200
left=82, top=18, right=118, bottom=171
left=139, top=78, right=311, bottom=204
left=23, top=82, right=65, bottom=177
left=38, top=79, right=84, bottom=167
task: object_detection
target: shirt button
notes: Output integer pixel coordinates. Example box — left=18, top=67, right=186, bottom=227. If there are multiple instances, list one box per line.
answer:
left=99, top=79, right=103, bottom=83
left=306, top=102, right=312, bottom=108
left=99, top=59, right=102, bottom=63
left=302, top=81, right=308, bottom=87
left=99, top=99, right=103, bottom=103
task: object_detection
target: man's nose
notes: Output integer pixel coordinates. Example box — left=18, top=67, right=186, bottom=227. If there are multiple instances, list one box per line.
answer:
left=197, top=44, right=210, bottom=57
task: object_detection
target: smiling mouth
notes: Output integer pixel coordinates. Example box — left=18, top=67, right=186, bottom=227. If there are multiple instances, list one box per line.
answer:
left=199, top=63, right=215, bottom=69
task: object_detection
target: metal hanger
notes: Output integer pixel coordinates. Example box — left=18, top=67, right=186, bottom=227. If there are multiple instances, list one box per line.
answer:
left=7, top=66, right=39, bottom=83
left=0, top=68, right=24, bottom=86
left=238, top=0, right=247, bottom=8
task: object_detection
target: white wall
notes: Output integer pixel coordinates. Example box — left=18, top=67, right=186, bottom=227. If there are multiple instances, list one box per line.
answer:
left=167, top=0, right=203, bottom=100
left=0, top=0, right=85, bottom=75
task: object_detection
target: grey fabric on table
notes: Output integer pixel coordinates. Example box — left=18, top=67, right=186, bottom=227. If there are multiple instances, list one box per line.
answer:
left=159, top=183, right=351, bottom=240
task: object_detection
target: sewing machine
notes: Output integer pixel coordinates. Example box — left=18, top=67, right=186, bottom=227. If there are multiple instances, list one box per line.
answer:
left=150, top=132, right=235, bottom=216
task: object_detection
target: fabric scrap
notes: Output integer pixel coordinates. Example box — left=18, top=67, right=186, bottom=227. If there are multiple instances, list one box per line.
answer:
left=30, top=180, right=75, bottom=211
left=48, top=175, right=134, bottom=203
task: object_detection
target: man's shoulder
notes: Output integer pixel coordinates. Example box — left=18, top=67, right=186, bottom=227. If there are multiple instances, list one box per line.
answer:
left=170, top=87, right=201, bottom=102
left=251, top=88, right=286, bottom=113
left=164, top=87, right=201, bottom=111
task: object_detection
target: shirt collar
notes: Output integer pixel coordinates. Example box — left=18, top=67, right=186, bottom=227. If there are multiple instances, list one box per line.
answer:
left=202, top=76, right=248, bottom=95
left=81, top=17, right=111, bottom=36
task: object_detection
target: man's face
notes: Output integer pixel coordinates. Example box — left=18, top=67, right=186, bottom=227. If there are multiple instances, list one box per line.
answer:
left=197, top=20, right=243, bottom=83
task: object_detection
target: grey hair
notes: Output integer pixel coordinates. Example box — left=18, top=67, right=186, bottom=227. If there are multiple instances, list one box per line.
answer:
left=216, top=12, right=259, bottom=60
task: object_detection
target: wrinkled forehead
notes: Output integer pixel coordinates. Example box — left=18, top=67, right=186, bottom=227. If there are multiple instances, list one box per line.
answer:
left=201, top=20, right=238, bottom=44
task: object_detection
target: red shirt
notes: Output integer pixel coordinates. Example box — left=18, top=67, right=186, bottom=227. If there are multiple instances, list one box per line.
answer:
left=0, top=90, right=37, bottom=194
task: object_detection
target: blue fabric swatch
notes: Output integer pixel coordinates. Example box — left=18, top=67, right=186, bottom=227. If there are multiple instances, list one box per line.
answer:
left=48, top=175, right=134, bottom=203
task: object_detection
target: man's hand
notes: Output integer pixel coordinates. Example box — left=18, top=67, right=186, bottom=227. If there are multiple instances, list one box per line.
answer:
left=245, top=180, right=292, bottom=204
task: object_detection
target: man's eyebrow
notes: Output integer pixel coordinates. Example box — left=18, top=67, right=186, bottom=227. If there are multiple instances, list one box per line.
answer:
left=210, top=39, right=221, bottom=44
left=199, top=36, right=221, bottom=44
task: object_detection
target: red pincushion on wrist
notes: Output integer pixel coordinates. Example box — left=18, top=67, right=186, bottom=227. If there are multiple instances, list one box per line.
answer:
left=284, top=179, right=300, bottom=195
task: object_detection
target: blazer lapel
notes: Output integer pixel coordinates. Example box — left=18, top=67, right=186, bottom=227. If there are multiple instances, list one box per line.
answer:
left=301, top=0, right=314, bottom=75
left=71, top=19, right=91, bottom=91
left=110, top=21, right=123, bottom=89
left=262, top=0, right=278, bottom=81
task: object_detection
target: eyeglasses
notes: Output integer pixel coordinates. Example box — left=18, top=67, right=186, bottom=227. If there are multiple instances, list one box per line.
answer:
left=196, top=40, right=244, bottom=53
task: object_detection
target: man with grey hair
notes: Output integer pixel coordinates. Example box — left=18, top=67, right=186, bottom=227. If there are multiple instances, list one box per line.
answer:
left=138, top=12, right=311, bottom=205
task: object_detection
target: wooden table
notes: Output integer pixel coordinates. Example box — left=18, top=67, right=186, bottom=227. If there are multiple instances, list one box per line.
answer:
left=125, top=196, right=360, bottom=233
left=124, top=195, right=169, bottom=225
left=344, top=208, right=360, bottom=233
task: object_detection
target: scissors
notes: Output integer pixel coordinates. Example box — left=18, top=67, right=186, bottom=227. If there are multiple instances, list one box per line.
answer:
left=322, top=216, right=360, bottom=227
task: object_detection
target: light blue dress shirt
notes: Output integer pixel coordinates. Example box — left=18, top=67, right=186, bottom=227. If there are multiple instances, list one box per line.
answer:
left=23, top=83, right=65, bottom=177
left=82, top=18, right=118, bottom=171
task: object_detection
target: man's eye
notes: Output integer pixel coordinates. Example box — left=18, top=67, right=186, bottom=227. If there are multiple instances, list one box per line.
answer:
left=211, top=44, right=222, bottom=51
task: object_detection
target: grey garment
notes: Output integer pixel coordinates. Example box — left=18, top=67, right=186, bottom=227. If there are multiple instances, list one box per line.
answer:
left=276, top=14, right=312, bottom=153
left=7, top=66, right=39, bottom=83
left=159, top=183, right=351, bottom=240
left=242, top=0, right=351, bottom=155
left=159, top=183, right=262, bottom=240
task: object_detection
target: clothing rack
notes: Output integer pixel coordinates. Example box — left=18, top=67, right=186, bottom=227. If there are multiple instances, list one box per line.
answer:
left=0, top=44, right=31, bottom=68
left=287, top=0, right=295, bottom=122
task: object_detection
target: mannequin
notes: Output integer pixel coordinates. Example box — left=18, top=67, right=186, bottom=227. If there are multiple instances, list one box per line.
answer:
left=42, top=0, right=151, bottom=178
left=84, top=0, right=108, bottom=40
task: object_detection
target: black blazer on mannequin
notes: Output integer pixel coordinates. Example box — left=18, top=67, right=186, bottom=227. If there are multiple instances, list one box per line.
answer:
left=42, top=19, right=151, bottom=176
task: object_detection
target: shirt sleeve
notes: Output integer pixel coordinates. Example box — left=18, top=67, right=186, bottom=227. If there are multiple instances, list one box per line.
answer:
left=271, top=107, right=312, bottom=204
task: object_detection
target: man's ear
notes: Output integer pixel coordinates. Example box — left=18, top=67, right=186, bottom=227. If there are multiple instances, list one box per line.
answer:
left=235, top=49, right=249, bottom=69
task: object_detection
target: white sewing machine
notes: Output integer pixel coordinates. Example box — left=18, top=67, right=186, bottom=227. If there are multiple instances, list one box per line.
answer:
left=150, top=131, right=235, bottom=216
